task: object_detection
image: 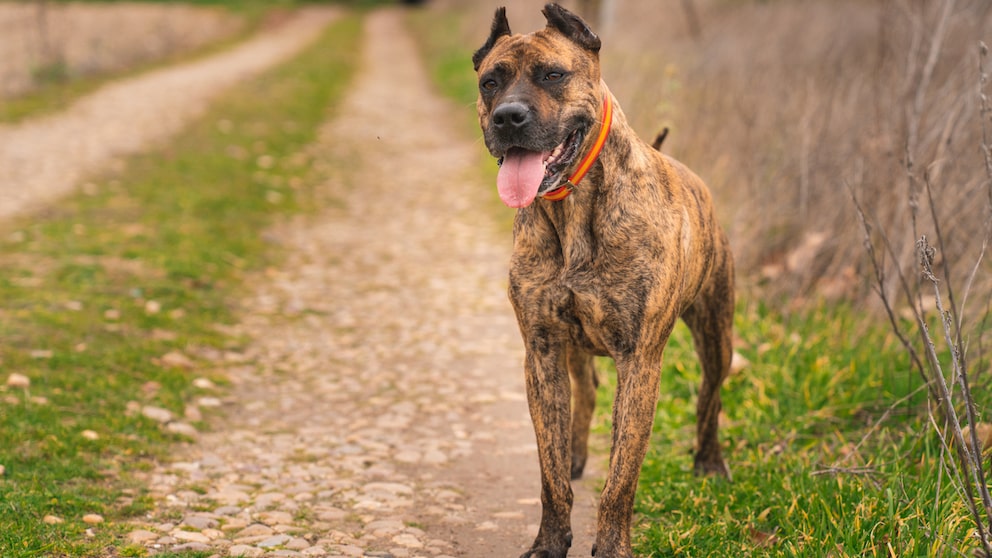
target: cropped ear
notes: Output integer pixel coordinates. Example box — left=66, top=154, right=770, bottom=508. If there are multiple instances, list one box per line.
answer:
left=542, top=3, right=600, bottom=53
left=473, top=7, right=511, bottom=71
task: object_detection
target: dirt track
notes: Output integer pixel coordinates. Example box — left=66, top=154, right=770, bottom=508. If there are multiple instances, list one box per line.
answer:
left=0, top=7, right=337, bottom=221
left=106, top=7, right=602, bottom=558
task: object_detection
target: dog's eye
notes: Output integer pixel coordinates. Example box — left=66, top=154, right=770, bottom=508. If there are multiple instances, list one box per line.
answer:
left=481, top=79, right=498, bottom=91
left=544, top=72, right=564, bottom=82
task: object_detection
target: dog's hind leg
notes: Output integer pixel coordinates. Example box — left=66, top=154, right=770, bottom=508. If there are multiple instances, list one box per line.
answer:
left=682, top=237, right=735, bottom=479
left=567, top=348, right=597, bottom=480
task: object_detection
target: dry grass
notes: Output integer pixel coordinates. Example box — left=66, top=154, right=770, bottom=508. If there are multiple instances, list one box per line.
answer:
left=0, top=1, right=242, bottom=97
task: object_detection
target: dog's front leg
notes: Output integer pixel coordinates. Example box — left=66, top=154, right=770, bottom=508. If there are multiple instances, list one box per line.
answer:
left=522, top=347, right=574, bottom=558
left=593, top=353, right=663, bottom=558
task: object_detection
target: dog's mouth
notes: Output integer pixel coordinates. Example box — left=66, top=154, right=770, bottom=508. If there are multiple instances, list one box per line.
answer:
left=495, top=127, right=586, bottom=208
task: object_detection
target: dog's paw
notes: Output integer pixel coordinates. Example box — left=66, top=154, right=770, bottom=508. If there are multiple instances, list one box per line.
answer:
left=520, top=548, right=568, bottom=558
left=521, top=531, right=572, bottom=558
left=570, top=456, right=587, bottom=480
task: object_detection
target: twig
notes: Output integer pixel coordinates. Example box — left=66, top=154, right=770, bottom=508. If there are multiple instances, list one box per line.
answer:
left=919, top=235, right=992, bottom=554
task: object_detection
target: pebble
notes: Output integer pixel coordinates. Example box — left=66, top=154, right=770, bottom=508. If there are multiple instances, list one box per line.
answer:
left=166, top=421, right=199, bottom=437
left=126, top=529, right=157, bottom=543
left=193, top=377, right=216, bottom=389
left=235, top=524, right=273, bottom=538
left=82, top=514, right=104, bottom=524
left=43, top=515, right=64, bottom=525
left=258, top=534, right=291, bottom=548
left=141, top=405, right=174, bottom=424
left=6, top=373, right=30, bottom=388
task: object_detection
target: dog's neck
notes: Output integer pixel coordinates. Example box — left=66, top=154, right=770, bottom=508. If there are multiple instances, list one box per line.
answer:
left=533, top=97, right=660, bottom=267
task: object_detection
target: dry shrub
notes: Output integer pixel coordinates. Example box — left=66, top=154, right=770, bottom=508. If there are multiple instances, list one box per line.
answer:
left=0, top=2, right=243, bottom=97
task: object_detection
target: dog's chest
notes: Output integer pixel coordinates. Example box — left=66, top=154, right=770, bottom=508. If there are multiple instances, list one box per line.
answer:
left=508, top=226, right=627, bottom=356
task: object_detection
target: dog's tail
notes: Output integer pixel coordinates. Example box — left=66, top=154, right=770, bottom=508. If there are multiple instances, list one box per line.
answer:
left=651, top=127, right=669, bottom=151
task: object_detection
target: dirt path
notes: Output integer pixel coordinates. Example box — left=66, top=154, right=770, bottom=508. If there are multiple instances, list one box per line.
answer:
left=0, top=6, right=339, bottom=221
left=126, top=8, right=601, bottom=558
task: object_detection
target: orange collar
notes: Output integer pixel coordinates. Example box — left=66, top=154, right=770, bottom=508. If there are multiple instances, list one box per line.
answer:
left=541, top=93, right=613, bottom=202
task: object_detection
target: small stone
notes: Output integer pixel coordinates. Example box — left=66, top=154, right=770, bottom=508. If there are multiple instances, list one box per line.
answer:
left=82, top=514, right=104, bottom=524
left=141, top=405, right=174, bottom=423
left=6, top=373, right=30, bottom=388
left=193, top=377, right=216, bottom=389
left=229, top=545, right=264, bottom=558
left=198, top=396, right=223, bottom=407
left=172, top=529, right=211, bottom=543
left=365, top=519, right=405, bottom=535
left=202, top=528, right=224, bottom=539
left=391, top=533, right=423, bottom=548
left=126, top=529, right=157, bottom=543
left=182, top=514, right=219, bottom=530
left=235, top=523, right=274, bottom=538
left=730, top=351, right=750, bottom=375
left=166, top=422, right=199, bottom=437
left=254, top=492, right=286, bottom=508
left=316, top=508, right=345, bottom=521
left=145, top=300, right=161, bottom=314
left=29, top=350, right=53, bottom=359
left=159, top=351, right=194, bottom=369
left=214, top=505, right=242, bottom=516
left=81, top=430, right=100, bottom=441
left=185, top=404, right=203, bottom=421
left=286, top=537, right=312, bottom=550
left=258, top=510, right=293, bottom=525
left=43, top=515, right=64, bottom=525
left=0, top=464, right=5, bottom=476
left=259, top=534, right=292, bottom=548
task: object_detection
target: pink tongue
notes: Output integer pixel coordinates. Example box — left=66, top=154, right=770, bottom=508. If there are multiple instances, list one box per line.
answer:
left=497, top=148, right=548, bottom=208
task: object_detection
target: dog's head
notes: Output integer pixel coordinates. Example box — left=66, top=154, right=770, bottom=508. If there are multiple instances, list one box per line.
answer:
left=473, top=4, right=604, bottom=208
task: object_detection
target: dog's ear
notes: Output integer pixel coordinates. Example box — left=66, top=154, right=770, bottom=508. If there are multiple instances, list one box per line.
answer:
left=542, top=3, right=601, bottom=54
left=473, top=7, right=511, bottom=71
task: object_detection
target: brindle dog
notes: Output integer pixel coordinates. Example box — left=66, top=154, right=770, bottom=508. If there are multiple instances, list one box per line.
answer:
left=473, top=4, right=735, bottom=558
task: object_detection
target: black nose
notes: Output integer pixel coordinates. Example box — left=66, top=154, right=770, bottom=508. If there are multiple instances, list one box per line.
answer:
left=492, top=102, right=532, bottom=130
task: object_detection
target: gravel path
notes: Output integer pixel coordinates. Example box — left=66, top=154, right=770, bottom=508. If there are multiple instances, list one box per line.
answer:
left=0, top=6, right=339, bottom=221
left=126, top=8, right=600, bottom=558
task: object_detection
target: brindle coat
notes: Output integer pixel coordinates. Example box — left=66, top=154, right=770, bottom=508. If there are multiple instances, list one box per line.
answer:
left=473, top=5, right=735, bottom=557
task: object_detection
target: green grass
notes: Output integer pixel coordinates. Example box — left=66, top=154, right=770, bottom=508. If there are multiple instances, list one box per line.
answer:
left=0, top=13, right=361, bottom=557
left=407, top=7, right=987, bottom=557
left=591, top=304, right=976, bottom=557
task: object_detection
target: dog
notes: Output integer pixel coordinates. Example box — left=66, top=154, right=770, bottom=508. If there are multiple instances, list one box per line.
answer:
left=473, top=4, right=735, bottom=557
